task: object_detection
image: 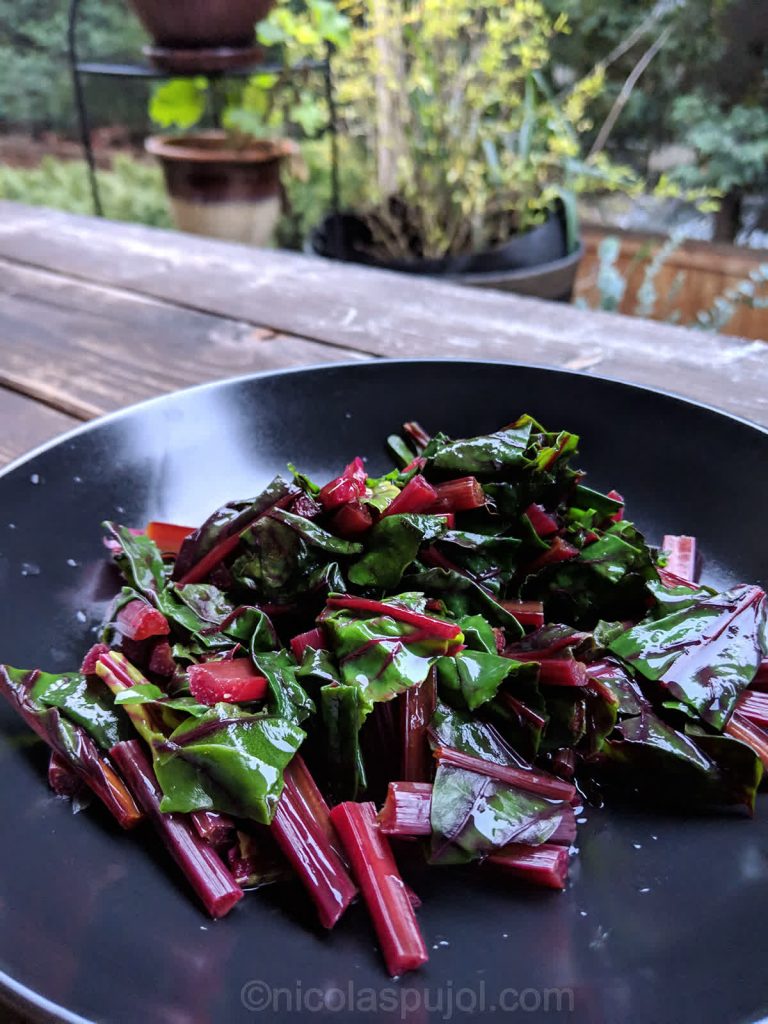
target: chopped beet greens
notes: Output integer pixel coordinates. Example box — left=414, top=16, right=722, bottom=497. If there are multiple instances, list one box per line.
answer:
left=2, top=413, right=766, bottom=977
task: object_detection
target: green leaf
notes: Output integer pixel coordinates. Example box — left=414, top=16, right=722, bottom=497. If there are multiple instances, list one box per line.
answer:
left=114, top=683, right=210, bottom=718
left=23, top=668, right=127, bottom=750
left=103, top=523, right=167, bottom=596
left=406, top=565, right=524, bottom=636
left=323, top=603, right=454, bottom=711
left=320, top=683, right=367, bottom=800
left=348, top=513, right=447, bottom=589
left=156, top=705, right=305, bottom=823
left=426, top=419, right=533, bottom=474
left=437, top=650, right=537, bottom=711
left=149, top=78, right=207, bottom=130
left=609, top=584, right=766, bottom=729
left=429, top=764, right=564, bottom=864
left=250, top=648, right=314, bottom=726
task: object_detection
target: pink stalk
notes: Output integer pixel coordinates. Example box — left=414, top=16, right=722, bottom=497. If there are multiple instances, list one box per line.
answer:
left=432, top=746, right=576, bottom=802
left=486, top=843, right=570, bottom=890
left=661, top=534, right=698, bottom=583
left=378, top=781, right=433, bottom=837
left=110, top=740, right=243, bottom=918
left=330, top=801, right=428, bottom=976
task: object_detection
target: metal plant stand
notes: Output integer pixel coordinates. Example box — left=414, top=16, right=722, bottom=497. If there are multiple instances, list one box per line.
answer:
left=66, top=0, right=340, bottom=219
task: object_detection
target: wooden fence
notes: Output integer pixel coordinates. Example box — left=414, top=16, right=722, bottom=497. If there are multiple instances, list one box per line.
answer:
left=574, top=226, right=768, bottom=341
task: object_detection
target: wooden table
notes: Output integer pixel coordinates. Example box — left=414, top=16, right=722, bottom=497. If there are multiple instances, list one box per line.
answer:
left=0, top=200, right=767, bottom=1024
left=1, top=200, right=767, bottom=478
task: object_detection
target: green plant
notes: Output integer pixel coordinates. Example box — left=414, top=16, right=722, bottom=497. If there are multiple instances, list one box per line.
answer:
left=148, top=0, right=350, bottom=141
left=330, top=0, right=678, bottom=263
left=0, top=154, right=171, bottom=226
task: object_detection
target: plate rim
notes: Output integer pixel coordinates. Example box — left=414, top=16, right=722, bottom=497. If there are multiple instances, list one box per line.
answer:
left=1, top=359, right=766, bottom=489
left=2, top=356, right=767, bottom=1024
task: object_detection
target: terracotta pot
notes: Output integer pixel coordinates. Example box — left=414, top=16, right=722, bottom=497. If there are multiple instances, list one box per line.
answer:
left=127, top=0, right=274, bottom=49
left=146, top=132, right=297, bottom=247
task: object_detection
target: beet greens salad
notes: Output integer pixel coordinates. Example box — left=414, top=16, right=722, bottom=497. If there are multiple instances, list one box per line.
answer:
left=3, top=414, right=768, bottom=977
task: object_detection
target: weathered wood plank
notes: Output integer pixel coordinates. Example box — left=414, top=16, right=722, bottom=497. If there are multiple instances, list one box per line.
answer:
left=0, top=387, right=79, bottom=468
left=1, top=202, right=766, bottom=427
left=0, top=261, right=370, bottom=419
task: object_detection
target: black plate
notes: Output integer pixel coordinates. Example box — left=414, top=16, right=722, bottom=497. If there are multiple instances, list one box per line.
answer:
left=1, top=360, right=767, bottom=1024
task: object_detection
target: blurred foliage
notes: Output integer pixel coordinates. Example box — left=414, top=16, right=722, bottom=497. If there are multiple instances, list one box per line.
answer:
left=0, top=0, right=149, bottom=132
left=0, top=155, right=171, bottom=226
left=542, top=0, right=768, bottom=235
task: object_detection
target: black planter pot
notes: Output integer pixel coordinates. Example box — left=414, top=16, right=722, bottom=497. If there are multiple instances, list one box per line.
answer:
left=309, top=205, right=582, bottom=302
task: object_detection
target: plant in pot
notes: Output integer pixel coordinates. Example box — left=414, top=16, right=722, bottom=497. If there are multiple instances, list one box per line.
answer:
left=126, top=0, right=275, bottom=72
left=145, top=0, right=350, bottom=247
left=311, top=0, right=641, bottom=301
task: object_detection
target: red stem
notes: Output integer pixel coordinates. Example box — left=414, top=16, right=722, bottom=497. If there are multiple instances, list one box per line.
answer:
left=661, top=534, right=698, bottom=583
left=290, top=626, right=327, bottom=663
left=507, top=655, right=588, bottom=687
left=330, top=801, right=428, bottom=976
left=382, top=475, right=438, bottom=517
left=426, top=477, right=486, bottom=513
left=378, top=781, right=433, bottom=837
left=110, top=740, right=243, bottom=917
left=270, top=760, right=357, bottom=928
left=526, top=536, right=579, bottom=572
left=116, top=599, right=170, bottom=642
left=432, top=746, right=576, bottom=802
left=525, top=503, right=559, bottom=538
left=325, top=596, right=461, bottom=641
left=191, top=810, right=236, bottom=847
left=401, top=671, right=437, bottom=782
left=501, top=600, right=545, bottom=629
left=486, top=843, right=570, bottom=890
left=725, top=711, right=768, bottom=769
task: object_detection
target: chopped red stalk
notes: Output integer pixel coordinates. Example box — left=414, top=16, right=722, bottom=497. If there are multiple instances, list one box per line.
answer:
left=426, top=476, right=486, bottom=513
left=191, top=810, right=236, bottom=847
left=378, top=781, right=433, bottom=837
left=48, top=751, right=85, bottom=799
left=401, top=671, right=437, bottom=782
left=750, top=658, right=768, bottom=692
left=110, top=740, right=243, bottom=918
left=330, top=501, right=373, bottom=537
left=549, top=805, right=578, bottom=845
left=145, top=521, right=194, bottom=555
left=116, top=599, right=171, bottom=642
left=432, top=746, right=576, bottom=802
left=80, top=642, right=112, bottom=676
left=404, top=883, right=422, bottom=910
left=283, top=755, right=348, bottom=863
left=499, top=693, right=548, bottom=732
left=290, top=626, right=327, bottom=663
left=178, top=531, right=242, bottom=586
left=325, top=596, right=462, bottom=642
left=187, top=661, right=268, bottom=706
left=734, top=690, right=768, bottom=729
left=525, top=503, right=559, bottom=537
left=382, top=475, right=438, bottom=517
left=662, top=534, right=698, bottom=583
left=486, top=843, right=570, bottom=890
left=402, top=421, right=431, bottom=450
left=0, top=666, right=141, bottom=830
left=270, top=762, right=357, bottom=929
left=526, top=536, right=579, bottom=572
left=508, top=655, right=588, bottom=687
left=318, top=457, right=367, bottom=510
left=290, top=492, right=323, bottom=520
left=725, top=711, right=768, bottom=770
left=607, top=490, right=624, bottom=522
left=330, top=801, right=429, bottom=976
left=501, top=600, right=545, bottom=629
left=148, top=640, right=176, bottom=677
left=402, top=456, right=426, bottom=474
